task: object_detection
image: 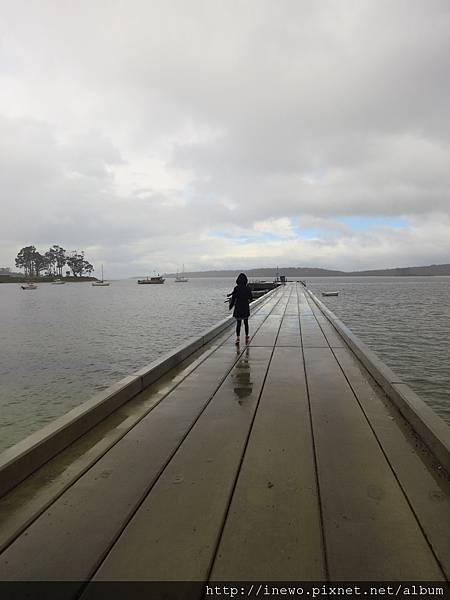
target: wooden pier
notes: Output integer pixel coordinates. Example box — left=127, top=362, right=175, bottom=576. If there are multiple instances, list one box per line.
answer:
left=0, top=283, right=449, bottom=592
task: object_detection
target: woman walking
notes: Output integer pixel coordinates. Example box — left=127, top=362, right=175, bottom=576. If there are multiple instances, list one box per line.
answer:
left=229, top=272, right=253, bottom=345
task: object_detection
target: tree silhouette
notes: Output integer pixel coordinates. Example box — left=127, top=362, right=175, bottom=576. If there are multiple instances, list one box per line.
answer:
left=15, top=245, right=91, bottom=279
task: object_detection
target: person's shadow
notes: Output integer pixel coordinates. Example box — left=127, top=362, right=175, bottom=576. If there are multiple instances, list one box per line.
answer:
left=232, top=347, right=253, bottom=405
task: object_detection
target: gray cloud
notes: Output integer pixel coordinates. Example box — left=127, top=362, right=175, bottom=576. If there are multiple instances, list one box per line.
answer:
left=0, top=0, right=449, bottom=275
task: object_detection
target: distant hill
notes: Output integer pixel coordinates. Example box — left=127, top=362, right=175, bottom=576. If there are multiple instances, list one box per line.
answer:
left=164, top=267, right=346, bottom=278
left=349, top=264, right=450, bottom=276
left=163, top=264, right=450, bottom=278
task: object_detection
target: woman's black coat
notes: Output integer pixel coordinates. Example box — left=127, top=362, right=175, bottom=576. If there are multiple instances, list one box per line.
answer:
left=229, top=284, right=253, bottom=319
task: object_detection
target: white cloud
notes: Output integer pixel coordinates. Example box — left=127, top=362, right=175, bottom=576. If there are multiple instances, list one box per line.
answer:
left=1, top=0, right=449, bottom=275
left=253, top=218, right=295, bottom=239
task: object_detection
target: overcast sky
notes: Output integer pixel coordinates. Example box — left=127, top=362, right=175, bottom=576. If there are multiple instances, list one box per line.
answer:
left=1, top=0, right=449, bottom=276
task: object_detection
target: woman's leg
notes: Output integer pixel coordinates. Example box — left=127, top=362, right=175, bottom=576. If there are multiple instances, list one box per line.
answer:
left=244, top=319, right=249, bottom=336
left=236, top=319, right=242, bottom=336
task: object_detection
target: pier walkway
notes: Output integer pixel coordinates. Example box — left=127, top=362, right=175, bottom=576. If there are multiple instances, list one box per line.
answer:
left=0, top=283, right=449, bottom=590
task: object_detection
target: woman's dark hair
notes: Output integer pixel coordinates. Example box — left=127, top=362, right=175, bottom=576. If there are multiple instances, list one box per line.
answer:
left=236, top=272, right=248, bottom=285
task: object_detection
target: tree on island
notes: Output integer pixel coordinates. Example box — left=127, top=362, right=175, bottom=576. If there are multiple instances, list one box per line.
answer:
left=33, top=251, right=47, bottom=277
left=44, top=245, right=67, bottom=277
left=15, top=245, right=93, bottom=278
left=53, top=245, right=68, bottom=276
left=15, top=246, right=45, bottom=277
left=66, top=251, right=94, bottom=277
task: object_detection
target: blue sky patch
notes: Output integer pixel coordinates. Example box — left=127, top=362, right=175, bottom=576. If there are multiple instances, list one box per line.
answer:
left=210, top=216, right=408, bottom=245
left=292, top=226, right=322, bottom=239
left=336, top=216, right=408, bottom=229
left=211, top=230, right=289, bottom=243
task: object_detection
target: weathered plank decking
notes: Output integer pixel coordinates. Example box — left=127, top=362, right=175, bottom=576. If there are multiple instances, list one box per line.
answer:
left=0, top=283, right=449, bottom=590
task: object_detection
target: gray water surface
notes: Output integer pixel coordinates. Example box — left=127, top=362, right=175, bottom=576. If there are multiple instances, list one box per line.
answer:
left=308, top=276, right=450, bottom=424
left=1, top=276, right=449, bottom=452
left=0, top=278, right=233, bottom=451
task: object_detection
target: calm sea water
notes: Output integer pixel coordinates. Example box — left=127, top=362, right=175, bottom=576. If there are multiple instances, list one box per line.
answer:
left=308, top=276, right=450, bottom=425
left=0, top=278, right=234, bottom=451
left=1, top=276, right=449, bottom=452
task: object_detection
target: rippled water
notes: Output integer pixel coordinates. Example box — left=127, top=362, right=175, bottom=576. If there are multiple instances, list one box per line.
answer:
left=1, top=276, right=449, bottom=452
left=308, top=276, right=450, bottom=424
left=0, top=278, right=234, bottom=451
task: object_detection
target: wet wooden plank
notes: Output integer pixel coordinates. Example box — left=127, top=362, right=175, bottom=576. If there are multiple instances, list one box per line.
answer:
left=254, top=295, right=284, bottom=315
left=91, top=347, right=273, bottom=581
left=250, top=315, right=282, bottom=347
left=333, top=346, right=450, bottom=579
left=314, top=316, right=345, bottom=348
left=285, top=300, right=299, bottom=316
left=270, top=300, right=289, bottom=315
left=0, top=346, right=244, bottom=583
left=210, top=347, right=324, bottom=580
left=276, top=316, right=301, bottom=347
left=0, top=342, right=221, bottom=553
left=269, top=290, right=290, bottom=315
left=298, top=292, right=313, bottom=316
left=305, top=295, right=346, bottom=348
left=304, top=347, right=444, bottom=581
left=300, top=316, right=329, bottom=348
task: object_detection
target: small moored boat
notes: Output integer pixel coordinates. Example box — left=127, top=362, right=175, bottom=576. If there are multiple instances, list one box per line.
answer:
left=174, top=264, right=188, bottom=283
left=92, top=265, right=110, bottom=286
left=322, top=291, right=339, bottom=297
left=21, top=283, right=37, bottom=290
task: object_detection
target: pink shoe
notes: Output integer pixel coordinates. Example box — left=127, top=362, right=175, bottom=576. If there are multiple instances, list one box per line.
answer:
left=235, top=337, right=240, bottom=345
left=245, top=336, right=250, bottom=345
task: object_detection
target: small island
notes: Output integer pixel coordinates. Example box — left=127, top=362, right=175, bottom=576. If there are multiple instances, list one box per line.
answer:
left=0, top=245, right=97, bottom=283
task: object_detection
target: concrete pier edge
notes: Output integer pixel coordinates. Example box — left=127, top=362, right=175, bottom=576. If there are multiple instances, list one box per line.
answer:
left=0, top=288, right=278, bottom=497
left=306, top=288, right=450, bottom=474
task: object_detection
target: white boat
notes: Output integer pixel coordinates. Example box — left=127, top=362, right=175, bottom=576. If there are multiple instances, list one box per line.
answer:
left=322, top=291, right=339, bottom=297
left=92, top=265, right=110, bottom=286
left=138, top=274, right=165, bottom=284
left=175, top=264, right=189, bottom=283
left=52, top=279, right=66, bottom=285
left=21, top=283, right=37, bottom=290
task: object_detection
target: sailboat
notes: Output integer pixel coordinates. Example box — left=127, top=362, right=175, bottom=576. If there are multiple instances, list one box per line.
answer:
left=175, top=264, right=189, bottom=283
left=92, top=264, right=110, bottom=286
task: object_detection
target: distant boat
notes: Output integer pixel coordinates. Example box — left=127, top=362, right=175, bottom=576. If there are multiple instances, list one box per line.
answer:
left=21, top=283, right=37, bottom=290
left=92, top=265, right=110, bottom=287
left=322, top=291, right=339, bottom=297
left=52, top=279, right=66, bottom=285
left=175, top=265, right=189, bottom=283
left=248, top=280, right=279, bottom=292
left=138, top=274, right=165, bottom=284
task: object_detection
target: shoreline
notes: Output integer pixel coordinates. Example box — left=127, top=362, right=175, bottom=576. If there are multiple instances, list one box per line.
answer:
left=0, top=276, right=97, bottom=283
